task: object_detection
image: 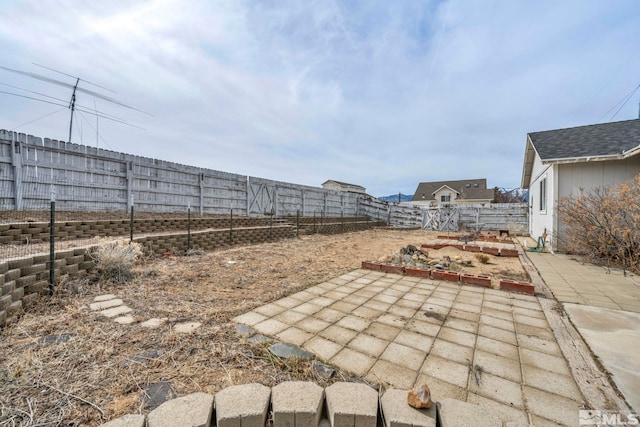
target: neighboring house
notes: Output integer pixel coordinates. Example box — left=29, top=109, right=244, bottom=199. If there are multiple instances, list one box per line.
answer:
left=321, top=180, right=366, bottom=194
left=411, top=178, right=495, bottom=206
left=521, top=118, right=640, bottom=251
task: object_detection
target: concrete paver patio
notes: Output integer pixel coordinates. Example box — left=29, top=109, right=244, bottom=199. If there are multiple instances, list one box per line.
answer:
left=526, top=251, right=640, bottom=313
left=234, top=269, right=585, bottom=426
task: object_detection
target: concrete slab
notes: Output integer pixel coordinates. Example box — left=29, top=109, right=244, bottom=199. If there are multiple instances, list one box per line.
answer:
left=100, top=414, right=146, bottom=427
left=93, top=294, right=117, bottom=302
left=325, top=382, right=378, bottom=427
left=380, top=389, right=436, bottom=427
left=564, top=303, right=640, bottom=410
left=89, top=298, right=123, bottom=311
left=215, top=383, right=271, bottom=427
left=272, top=381, right=324, bottom=427
left=438, top=397, right=501, bottom=427
left=147, top=392, right=213, bottom=427
left=99, top=305, right=132, bottom=318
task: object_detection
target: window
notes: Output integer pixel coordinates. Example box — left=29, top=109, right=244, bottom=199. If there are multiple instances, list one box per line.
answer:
left=441, top=194, right=451, bottom=203
left=539, top=178, right=547, bottom=211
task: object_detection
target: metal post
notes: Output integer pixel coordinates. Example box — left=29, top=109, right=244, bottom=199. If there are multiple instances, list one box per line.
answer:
left=229, top=208, right=233, bottom=245
left=296, top=209, right=300, bottom=237
left=49, top=186, right=56, bottom=296
left=187, top=203, right=191, bottom=251
left=129, top=194, right=134, bottom=243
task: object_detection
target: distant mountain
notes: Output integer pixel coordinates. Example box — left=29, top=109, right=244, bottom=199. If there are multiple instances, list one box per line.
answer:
left=378, top=193, right=414, bottom=203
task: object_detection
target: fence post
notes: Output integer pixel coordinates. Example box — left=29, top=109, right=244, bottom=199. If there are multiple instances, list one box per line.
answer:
left=49, top=186, right=56, bottom=296
left=296, top=209, right=300, bottom=237
left=187, top=203, right=191, bottom=251
left=269, top=211, right=273, bottom=240
left=129, top=194, right=134, bottom=243
left=229, top=208, right=233, bottom=245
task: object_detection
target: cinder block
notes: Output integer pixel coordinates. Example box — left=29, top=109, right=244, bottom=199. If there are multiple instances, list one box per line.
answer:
left=431, top=270, right=460, bottom=283
left=0, top=294, right=12, bottom=310
left=499, top=249, right=519, bottom=257
left=325, top=382, right=378, bottom=427
left=380, top=264, right=405, bottom=275
left=405, top=267, right=431, bottom=278
left=4, top=269, right=21, bottom=282
left=215, top=383, right=271, bottom=427
left=481, top=247, right=500, bottom=256
left=437, top=398, right=501, bottom=427
left=7, top=300, right=22, bottom=316
left=463, top=245, right=481, bottom=253
left=380, top=389, right=436, bottom=427
left=361, top=262, right=381, bottom=272
left=21, top=263, right=46, bottom=278
left=147, top=392, right=213, bottom=427
left=16, top=274, right=36, bottom=288
left=272, top=381, right=324, bottom=427
left=99, top=414, right=146, bottom=427
left=499, top=279, right=534, bottom=295
left=460, top=273, right=492, bottom=288
left=11, top=286, right=24, bottom=302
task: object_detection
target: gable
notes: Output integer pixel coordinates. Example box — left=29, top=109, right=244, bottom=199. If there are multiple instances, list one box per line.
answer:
left=412, top=178, right=492, bottom=201
left=522, top=119, right=640, bottom=188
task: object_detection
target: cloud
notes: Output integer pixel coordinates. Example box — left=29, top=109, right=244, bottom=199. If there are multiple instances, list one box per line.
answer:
left=0, top=0, right=639, bottom=196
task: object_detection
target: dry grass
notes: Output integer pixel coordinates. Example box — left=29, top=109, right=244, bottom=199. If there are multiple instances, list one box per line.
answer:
left=0, top=229, right=528, bottom=426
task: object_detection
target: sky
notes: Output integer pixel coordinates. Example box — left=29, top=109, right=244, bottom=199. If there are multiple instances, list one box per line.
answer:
left=0, top=0, right=639, bottom=197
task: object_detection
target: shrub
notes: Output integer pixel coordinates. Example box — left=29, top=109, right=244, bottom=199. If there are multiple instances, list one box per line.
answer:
left=91, top=240, right=143, bottom=283
left=558, top=175, right=640, bottom=274
left=474, top=254, right=490, bottom=264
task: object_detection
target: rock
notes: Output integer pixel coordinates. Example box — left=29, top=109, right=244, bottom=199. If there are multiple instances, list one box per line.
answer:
left=174, top=322, right=201, bottom=333
left=269, top=343, right=314, bottom=360
left=407, top=384, right=432, bottom=409
left=141, top=381, right=177, bottom=411
left=312, top=360, right=335, bottom=378
left=428, top=260, right=439, bottom=266
left=247, top=334, right=271, bottom=344
left=235, top=323, right=255, bottom=337
left=39, top=333, right=76, bottom=345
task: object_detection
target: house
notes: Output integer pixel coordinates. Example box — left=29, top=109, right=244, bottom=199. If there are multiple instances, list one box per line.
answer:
left=521, top=118, right=640, bottom=250
left=321, top=180, right=366, bottom=194
left=411, top=178, right=495, bottom=206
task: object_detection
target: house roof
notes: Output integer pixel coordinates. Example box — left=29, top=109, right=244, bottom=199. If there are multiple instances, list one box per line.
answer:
left=322, top=180, right=366, bottom=190
left=412, top=179, right=494, bottom=201
left=521, top=119, right=640, bottom=188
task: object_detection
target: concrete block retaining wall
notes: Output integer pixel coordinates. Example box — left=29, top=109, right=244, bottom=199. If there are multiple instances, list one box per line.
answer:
left=102, top=381, right=503, bottom=427
left=0, top=223, right=301, bottom=328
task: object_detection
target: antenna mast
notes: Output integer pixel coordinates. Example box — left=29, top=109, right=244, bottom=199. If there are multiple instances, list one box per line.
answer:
left=68, top=78, right=79, bottom=143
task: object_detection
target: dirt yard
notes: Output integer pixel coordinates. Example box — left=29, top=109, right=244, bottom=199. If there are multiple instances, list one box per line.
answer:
left=0, top=229, right=528, bottom=426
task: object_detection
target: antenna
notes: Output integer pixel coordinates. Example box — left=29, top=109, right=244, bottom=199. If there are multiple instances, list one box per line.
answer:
left=0, top=64, right=150, bottom=143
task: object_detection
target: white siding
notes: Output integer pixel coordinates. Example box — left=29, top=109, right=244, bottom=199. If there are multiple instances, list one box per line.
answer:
left=529, top=154, right=556, bottom=248
left=557, top=156, right=640, bottom=198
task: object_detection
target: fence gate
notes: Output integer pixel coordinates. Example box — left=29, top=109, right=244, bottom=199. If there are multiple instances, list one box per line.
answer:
left=422, top=206, right=459, bottom=231
left=248, top=181, right=274, bottom=215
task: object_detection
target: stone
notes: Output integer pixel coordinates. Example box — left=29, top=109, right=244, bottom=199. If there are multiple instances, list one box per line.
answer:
left=99, top=305, right=133, bottom=318
left=90, top=298, right=123, bottom=311
left=147, top=392, right=214, bottom=427
left=140, top=318, right=167, bottom=328
left=407, top=384, right=432, bottom=409
left=325, top=382, right=378, bottom=427
left=312, top=360, right=335, bottom=379
left=114, top=315, right=136, bottom=325
left=236, top=323, right=255, bottom=337
left=269, top=342, right=314, bottom=360
left=39, top=333, right=76, bottom=345
left=380, top=389, right=436, bottom=427
left=93, top=294, right=117, bottom=302
left=272, top=381, right=324, bottom=427
left=248, top=334, right=272, bottom=344
left=215, top=383, right=271, bottom=427
left=141, top=381, right=177, bottom=411
left=100, top=414, right=146, bottom=427
left=174, top=322, right=201, bottom=333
